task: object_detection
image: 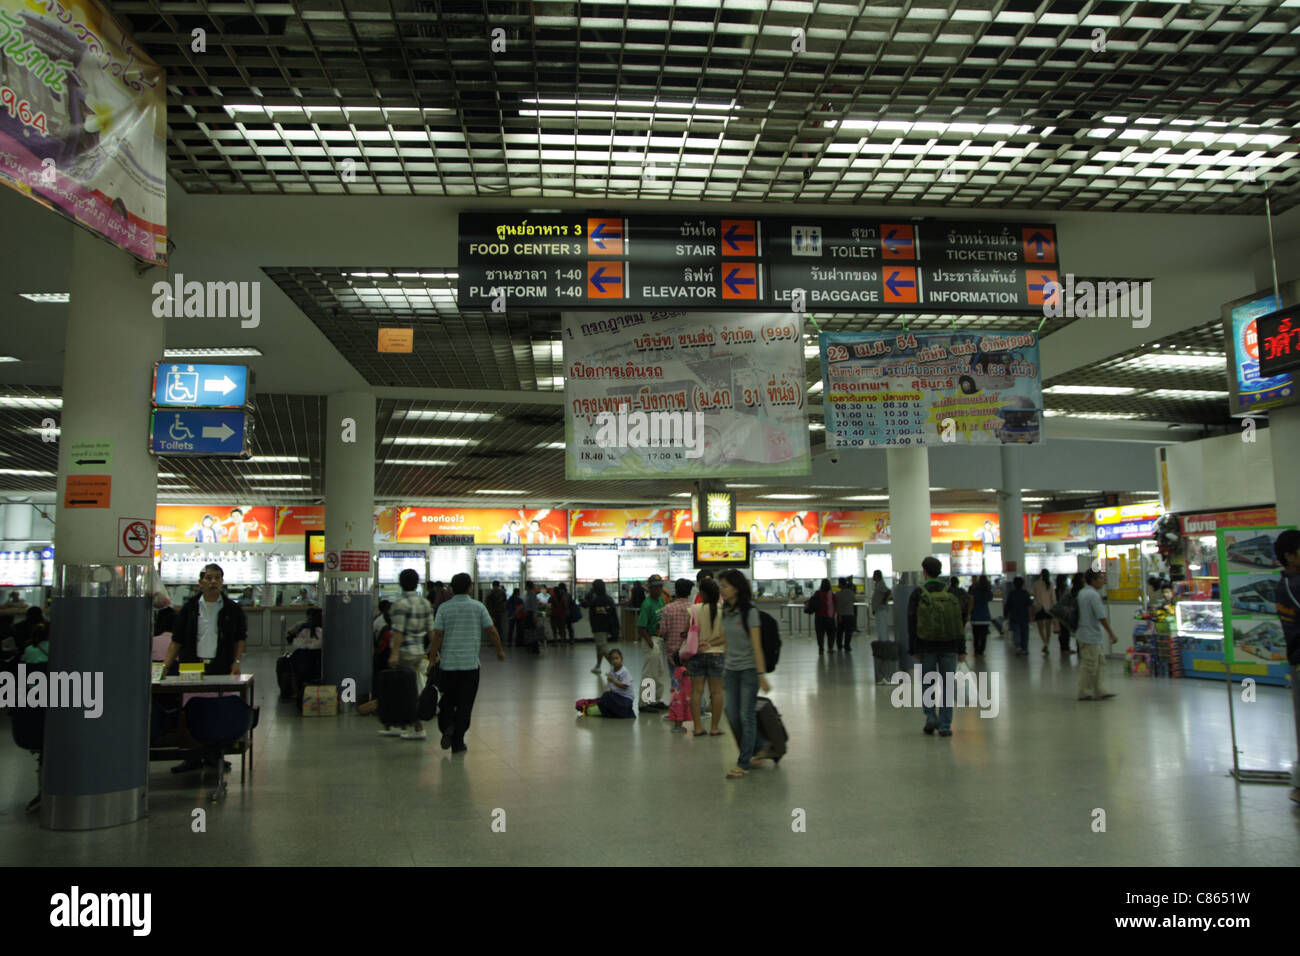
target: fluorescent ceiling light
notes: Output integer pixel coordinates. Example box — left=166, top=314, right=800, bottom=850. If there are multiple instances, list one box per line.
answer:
left=0, top=396, right=61, bottom=409
left=1042, top=385, right=1137, bottom=396
left=536, top=442, right=566, bottom=450
left=538, top=377, right=565, bottom=388
left=0, top=357, right=20, bottom=363
left=385, top=437, right=478, bottom=446
left=473, top=489, right=526, bottom=495
left=164, top=348, right=263, bottom=358
left=1116, top=354, right=1223, bottom=372
left=18, top=293, right=69, bottom=304
left=156, top=472, right=181, bottom=478
left=157, top=485, right=195, bottom=490
left=0, top=469, right=54, bottom=477
left=759, top=493, right=815, bottom=500
left=809, top=422, right=826, bottom=430
left=1144, top=389, right=1229, bottom=400
left=1021, top=497, right=1050, bottom=503
left=225, top=105, right=452, bottom=117
left=808, top=382, right=823, bottom=394
left=727, top=484, right=762, bottom=488
left=837, top=120, right=1031, bottom=136
left=247, top=456, right=305, bottom=463
left=243, top=474, right=312, bottom=481
left=803, top=345, right=821, bottom=358
left=402, top=409, right=496, bottom=422
left=669, top=492, right=692, bottom=498
left=843, top=495, right=889, bottom=501
left=384, top=459, right=453, bottom=467
left=1043, top=410, right=1141, bottom=420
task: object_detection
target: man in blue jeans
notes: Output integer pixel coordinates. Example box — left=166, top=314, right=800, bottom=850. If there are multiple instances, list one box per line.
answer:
left=906, top=556, right=968, bottom=737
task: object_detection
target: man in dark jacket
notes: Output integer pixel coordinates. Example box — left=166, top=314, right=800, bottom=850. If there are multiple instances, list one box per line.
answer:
left=907, top=556, right=967, bottom=738
left=1272, top=530, right=1300, bottom=806
left=161, top=563, right=249, bottom=773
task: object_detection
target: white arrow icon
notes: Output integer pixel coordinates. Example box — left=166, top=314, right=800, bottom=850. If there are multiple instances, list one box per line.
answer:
left=203, top=375, right=236, bottom=396
left=201, top=423, right=235, bottom=441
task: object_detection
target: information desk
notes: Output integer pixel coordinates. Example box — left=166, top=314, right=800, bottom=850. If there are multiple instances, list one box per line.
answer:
left=149, top=674, right=256, bottom=781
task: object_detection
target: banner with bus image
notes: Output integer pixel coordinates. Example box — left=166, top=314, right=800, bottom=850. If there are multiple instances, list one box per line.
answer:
left=1213, top=526, right=1295, bottom=687
left=0, top=0, right=166, bottom=262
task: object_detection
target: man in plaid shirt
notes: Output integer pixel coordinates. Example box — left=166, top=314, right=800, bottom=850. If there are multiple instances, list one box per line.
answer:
left=382, top=567, right=435, bottom=739
left=659, top=578, right=694, bottom=664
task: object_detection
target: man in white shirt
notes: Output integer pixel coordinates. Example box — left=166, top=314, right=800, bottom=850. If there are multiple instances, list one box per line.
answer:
left=1074, top=568, right=1118, bottom=701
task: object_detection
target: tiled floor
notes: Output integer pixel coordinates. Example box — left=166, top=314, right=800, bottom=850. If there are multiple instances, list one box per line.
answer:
left=2, top=631, right=1297, bottom=866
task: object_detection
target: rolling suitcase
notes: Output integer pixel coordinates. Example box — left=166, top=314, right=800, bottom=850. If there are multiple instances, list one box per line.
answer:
left=731, top=696, right=788, bottom=763
left=276, top=655, right=295, bottom=699
left=376, top=667, right=419, bottom=727
left=871, top=640, right=899, bottom=685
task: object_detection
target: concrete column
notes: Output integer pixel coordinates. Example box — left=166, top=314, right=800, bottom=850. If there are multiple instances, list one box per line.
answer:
left=1271, top=405, right=1300, bottom=529
left=998, top=445, right=1026, bottom=577
left=887, top=446, right=931, bottom=669
left=44, top=228, right=161, bottom=830
left=323, top=392, right=376, bottom=700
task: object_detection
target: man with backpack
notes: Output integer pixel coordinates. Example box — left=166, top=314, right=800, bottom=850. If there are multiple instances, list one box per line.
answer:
left=907, top=556, right=968, bottom=737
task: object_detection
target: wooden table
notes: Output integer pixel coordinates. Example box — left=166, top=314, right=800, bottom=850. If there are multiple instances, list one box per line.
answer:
left=150, top=673, right=256, bottom=781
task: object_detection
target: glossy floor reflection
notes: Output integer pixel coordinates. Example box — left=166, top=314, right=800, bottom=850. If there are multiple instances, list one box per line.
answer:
left=2, top=631, right=1297, bottom=866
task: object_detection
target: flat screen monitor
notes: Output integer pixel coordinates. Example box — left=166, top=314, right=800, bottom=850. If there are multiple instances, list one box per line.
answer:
left=306, top=531, right=325, bottom=571
left=693, top=532, right=751, bottom=568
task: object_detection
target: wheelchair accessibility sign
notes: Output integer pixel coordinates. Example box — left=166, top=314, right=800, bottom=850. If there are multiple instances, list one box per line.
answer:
left=149, top=409, right=252, bottom=458
left=152, top=363, right=250, bottom=408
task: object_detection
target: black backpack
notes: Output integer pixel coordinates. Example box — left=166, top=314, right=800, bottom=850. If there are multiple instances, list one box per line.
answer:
left=744, top=606, right=782, bottom=672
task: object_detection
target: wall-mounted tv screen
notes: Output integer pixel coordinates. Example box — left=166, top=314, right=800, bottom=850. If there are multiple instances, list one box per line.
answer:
left=693, top=532, right=751, bottom=568
left=306, top=531, right=325, bottom=571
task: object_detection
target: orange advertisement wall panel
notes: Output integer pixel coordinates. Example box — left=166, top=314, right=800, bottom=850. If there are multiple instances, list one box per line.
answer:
left=672, top=510, right=693, bottom=542
left=930, top=513, right=1003, bottom=544
left=156, top=505, right=275, bottom=544
left=569, top=509, right=677, bottom=543
left=391, top=508, right=568, bottom=545
left=737, top=511, right=820, bottom=543
left=273, top=506, right=326, bottom=542
left=821, top=511, right=892, bottom=543
left=1030, top=510, right=1094, bottom=542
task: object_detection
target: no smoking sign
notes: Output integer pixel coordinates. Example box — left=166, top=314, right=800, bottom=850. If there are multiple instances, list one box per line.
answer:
left=118, top=518, right=155, bottom=558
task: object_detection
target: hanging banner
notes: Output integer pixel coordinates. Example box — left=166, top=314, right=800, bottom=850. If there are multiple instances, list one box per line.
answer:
left=273, top=506, right=325, bottom=542
left=562, top=310, right=812, bottom=478
left=155, top=505, right=273, bottom=544
left=569, top=508, right=682, bottom=543
left=950, top=540, right=984, bottom=575
left=390, top=507, right=568, bottom=545
left=0, top=0, right=166, bottom=262
left=820, top=330, right=1043, bottom=447
left=736, top=510, right=820, bottom=543
left=1030, top=510, right=1095, bottom=542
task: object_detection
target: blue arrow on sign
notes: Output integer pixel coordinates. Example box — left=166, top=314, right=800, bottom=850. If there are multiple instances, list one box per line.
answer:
left=1028, top=273, right=1056, bottom=293
left=724, top=268, right=756, bottom=295
left=885, top=271, right=916, bottom=296
left=153, top=363, right=250, bottom=408
left=590, top=267, right=622, bottom=294
left=1025, top=231, right=1051, bottom=258
left=723, top=222, right=754, bottom=251
left=884, top=228, right=913, bottom=254
left=590, top=221, right=621, bottom=249
left=150, top=409, right=250, bottom=457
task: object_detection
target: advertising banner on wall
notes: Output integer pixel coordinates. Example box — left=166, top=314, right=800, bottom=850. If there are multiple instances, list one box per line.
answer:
left=820, top=330, right=1043, bottom=447
left=931, top=513, right=1003, bottom=545
left=736, top=510, right=820, bottom=543
left=569, top=508, right=681, bottom=543
left=821, top=510, right=892, bottom=544
left=1029, top=510, right=1094, bottom=542
left=950, top=540, right=984, bottom=575
left=0, top=0, right=167, bottom=262
left=273, top=506, right=325, bottom=542
left=389, top=507, right=568, bottom=545
left=1094, top=502, right=1162, bottom=542
left=155, top=505, right=274, bottom=543
left=562, top=310, right=812, bottom=479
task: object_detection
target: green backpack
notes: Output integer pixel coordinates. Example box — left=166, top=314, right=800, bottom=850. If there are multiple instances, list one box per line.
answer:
left=916, top=587, right=964, bottom=643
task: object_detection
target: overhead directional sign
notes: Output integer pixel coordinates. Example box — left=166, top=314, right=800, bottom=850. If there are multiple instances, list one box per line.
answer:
left=1255, top=304, right=1300, bottom=378
left=459, top=213, right=1061, bottom=313
left=152, top=363, right=251, bottom=408
left=149, top=409, right=253, bottom=458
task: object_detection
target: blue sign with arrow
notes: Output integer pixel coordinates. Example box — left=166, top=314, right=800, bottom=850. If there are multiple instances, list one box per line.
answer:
left=589, top=266, right=621, bottom=294
left=150, top=409, right=252, bottom=457
left=152, top=363, right=250, bottom=408
left=590, top=221, right=620, bottom=250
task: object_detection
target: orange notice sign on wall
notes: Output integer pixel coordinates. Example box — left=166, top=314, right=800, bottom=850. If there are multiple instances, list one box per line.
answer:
left=378, top=328, right=414, bottom=353
left=65, top=475, right=111, bottom=509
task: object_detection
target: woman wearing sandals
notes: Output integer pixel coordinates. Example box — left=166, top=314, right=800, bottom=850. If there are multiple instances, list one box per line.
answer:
left=688, top=577, right=727, bottom=739
left=716, top=569, right=771, bottom=779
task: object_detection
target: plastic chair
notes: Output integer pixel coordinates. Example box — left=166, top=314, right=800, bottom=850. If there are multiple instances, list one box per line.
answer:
left=183, top=696, right=253, bottom=801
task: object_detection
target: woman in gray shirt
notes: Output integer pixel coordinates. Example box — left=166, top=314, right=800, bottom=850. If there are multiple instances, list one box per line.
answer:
left=717, top=569, right=770, bottom=779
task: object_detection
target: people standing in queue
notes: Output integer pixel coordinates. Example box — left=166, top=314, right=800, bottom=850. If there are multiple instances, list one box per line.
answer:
left=813, top=578, right=837, bottom=654
left=161, top=563, right=248, bottom=773
left=505, top=587, right=522, bottom=647
left=485, top=580, right=508, bottom=645
left=717, top=569, right=769, bottom=778
left=636, top=575, right=668, bottom=710
left=870, top=569, right=892, bottom=644
left=835, top=577, right=857, bottom=653
left=429, top=572, right=505, bottom=753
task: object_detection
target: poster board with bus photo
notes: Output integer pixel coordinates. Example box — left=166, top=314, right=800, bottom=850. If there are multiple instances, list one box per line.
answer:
left=1215, top=526, right=1294, bottom=687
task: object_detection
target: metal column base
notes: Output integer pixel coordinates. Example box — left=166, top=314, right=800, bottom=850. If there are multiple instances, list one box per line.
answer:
left=1228, top=769, right=1293, bottom=785
left=42, top=786, right=147, bottom=830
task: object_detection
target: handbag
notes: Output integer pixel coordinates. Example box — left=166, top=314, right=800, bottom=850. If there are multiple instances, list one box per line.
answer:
left=679, top=612, right=700, bottom=662
left=417, top=675, right=439, bottom=722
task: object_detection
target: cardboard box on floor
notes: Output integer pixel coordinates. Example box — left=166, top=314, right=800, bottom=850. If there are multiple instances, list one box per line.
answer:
left=302, top=683, right=337, bottom=717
